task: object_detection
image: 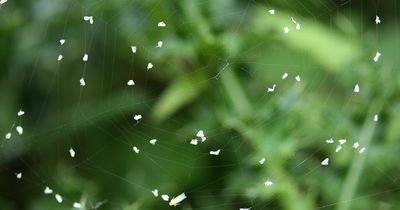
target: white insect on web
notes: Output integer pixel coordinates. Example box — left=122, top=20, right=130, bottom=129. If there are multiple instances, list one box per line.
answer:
left=296, top=23, right=301, bottom=30
left=196, top=130, right=206, bottom=142
left=374, top=114, right=379, bottom=122
left=147, top=62, right=153, bottom=70
left=80, top=78, right=86, bottom=87
left=5, top=132, right=11, bottom=140
left=267, top=9, right=275, bottom=15
left=335, top=145, right=342, bottom=153
left=132, top=146, right=140, bottom=154
left=267, top=84, right=276, bottom=93
left=209, top=149, right=221, bottom=156
left=134, top=114, right=142, bottom=122
left=149, top=139, right=157, bottom=145
left=169, top=192, right=187, bottom=206
left=16, top=126, right=23, bottom=135
left=17, top=109, right=25, bottom=116
left=373, top=52, right=381, bottom=62
left=57, top=54, right=63, bottom=61
left=259, top=157, right=266, bottom=165
left=359, top=147, right=366, bottom=154
left=83, top=16, right=94, bottom=24
left=338, top=139, right=347, bottom=145
left=375, top=15, right=381, bottom=24
left=127, top=80, right=135, bottom=86
left=55, top=194, right=63, bottom=203
left=295, top=75, right=301, bottom=82
left=283, top=26, right=289, bottom=34
left=352, top=142, right=360, bottom=149
left=83, top=53, right=88, bottom=62
left=59, top=39, right=65, bottom=45
left=16, top=172, right=22, bottom=179
left=0, top=0, right=7, bottom=5
left=69, top=148, right=76, bottom=158
left=354, top=84, right=360, bottom=93
left=44, top=186, right=53, bottom=194
left=156, top=41, right=163, bottom=48
left=190, top=139, right=198, bottom=145
left=326, top=138, right=334, bottom=144
left=157, top=21, right=166, bottom=27
left=264, top=179, right=273, bottom=187
left=196, top=130, right=204, bottom=138
left=282, top=72, right=289, bottom=80
left=239, top=208, right=252, bottom=210
left=321, top=158, right=329, bottom=166
left=73, top=202, right=82, bottom=209
left=131, top=46, right=137, bottom=54
left=161, top=194, right=169, bottom=201
left=290, top=17, right=301, bottom=30
left=152, top=189, right=159, bottom=197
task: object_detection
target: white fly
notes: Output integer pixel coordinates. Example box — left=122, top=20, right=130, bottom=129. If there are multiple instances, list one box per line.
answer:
left=169, top=193, right=187, bottom=206
left=210, top=149, right=221, bottom=156
left=16, top=126, right=23, bottom=135
left=44, top=186, right=53, bottom=194
left=18, top=109, right=25, bottom=116
left=152, top=189, right=159, bottom=197
left=16, top=172, right=22, bottom=179
left=259, top=158, right=266, bottom=165
left=149, top=139, right=157, bottom=145
left=190, top=139, right=198, bottom=145
left=321, top=158, right=329, bottom=166
left=80, top=78, right=86, bottom=86
left=55, top=194, right=63, bottom=203
left=267, top=84, right=276, bottom=93
left=73, top=202, right=82, bottom=209
left=158, top=21, right=166, bottom=27
left=69, top=148, right=76, bottom=158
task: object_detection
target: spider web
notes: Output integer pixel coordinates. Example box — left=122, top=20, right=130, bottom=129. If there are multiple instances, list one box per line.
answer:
left=1, top=0, right=399, bottom=210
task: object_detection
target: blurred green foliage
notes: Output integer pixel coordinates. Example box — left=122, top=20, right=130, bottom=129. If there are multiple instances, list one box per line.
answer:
left=1, top=0, right=400, bottom=210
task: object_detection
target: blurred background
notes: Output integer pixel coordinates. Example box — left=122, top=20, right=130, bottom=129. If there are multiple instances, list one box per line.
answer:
left=1, top=0, right=400, bottom=209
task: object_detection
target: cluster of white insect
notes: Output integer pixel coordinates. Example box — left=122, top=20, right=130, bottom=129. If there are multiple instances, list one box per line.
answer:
left=267, top=9, right=302, bottom=34
left=190, top=130, right=207, bottom=145
left=57, top=39, right=66, bottom=61
left=323, top=137, right=368, bottom=166
left=43, top=186, right=80, bottom=208
left=189, top=130, right=220, bottom=156
left=267, top=72, right=301, bottom=93
left=83, top=16, right=94, bottom=24
left=3, top=4, right=389, bottom=210
left=5, top=109, right=25, bottom=141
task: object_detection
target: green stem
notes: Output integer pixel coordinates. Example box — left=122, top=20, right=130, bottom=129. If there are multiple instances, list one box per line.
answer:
left=220, top=68, right=252, bottom=117
left=336, top=103, right=382, bottom=210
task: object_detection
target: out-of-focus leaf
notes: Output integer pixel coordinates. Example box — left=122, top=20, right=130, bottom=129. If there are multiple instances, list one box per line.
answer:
left=250, top=8, right=362, bottom=71
left=151, top=71, right=207, bottom=122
